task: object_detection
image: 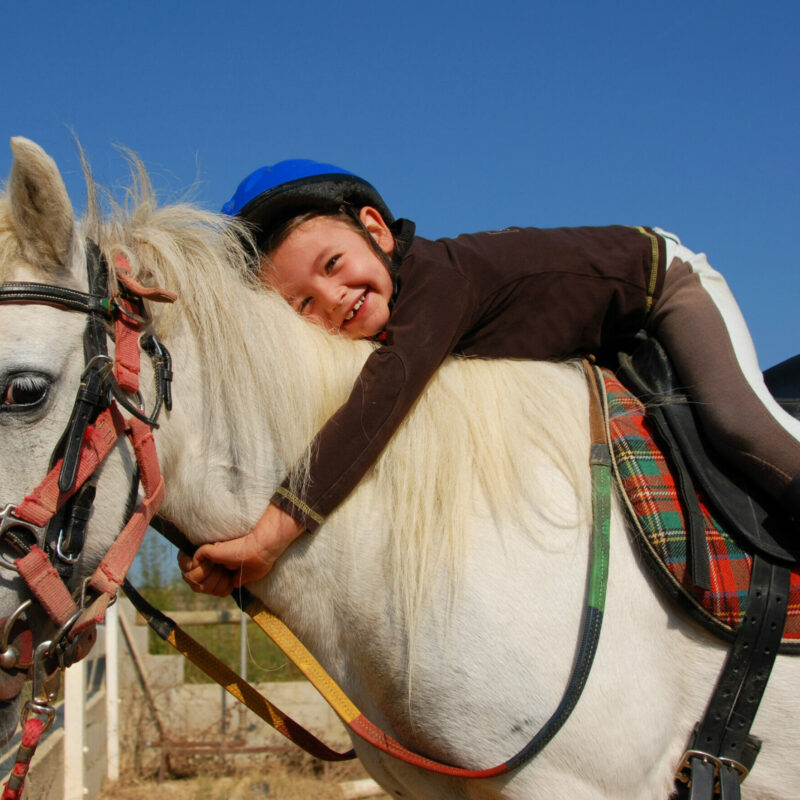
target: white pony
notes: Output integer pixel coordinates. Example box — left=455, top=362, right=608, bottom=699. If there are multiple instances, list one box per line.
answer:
left=0, top=137, right=798, bottom=800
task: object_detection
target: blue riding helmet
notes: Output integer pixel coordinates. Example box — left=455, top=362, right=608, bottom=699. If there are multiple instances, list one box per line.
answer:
left=221, top=159, right=394, bottom=239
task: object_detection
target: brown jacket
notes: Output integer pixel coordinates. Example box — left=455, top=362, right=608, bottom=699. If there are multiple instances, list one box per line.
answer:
left=272, top=223, right=666, bottom=530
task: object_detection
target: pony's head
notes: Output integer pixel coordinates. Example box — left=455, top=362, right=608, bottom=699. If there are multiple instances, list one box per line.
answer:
left=0, top=138, right=142, bottom=742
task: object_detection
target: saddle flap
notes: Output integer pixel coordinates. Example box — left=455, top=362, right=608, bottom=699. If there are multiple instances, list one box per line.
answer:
left=617, top=337, right=800, bottom=565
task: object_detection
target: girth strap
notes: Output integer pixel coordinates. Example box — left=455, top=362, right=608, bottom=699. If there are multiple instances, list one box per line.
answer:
left=676, top=556, right=790, bottom=799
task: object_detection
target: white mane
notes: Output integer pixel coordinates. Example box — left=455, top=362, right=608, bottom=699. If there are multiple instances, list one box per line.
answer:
left=1, top=163, right=593, bottom=623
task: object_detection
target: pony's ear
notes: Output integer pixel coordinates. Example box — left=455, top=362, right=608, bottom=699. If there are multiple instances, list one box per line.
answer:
left=8, top=137, right=75, bottom=271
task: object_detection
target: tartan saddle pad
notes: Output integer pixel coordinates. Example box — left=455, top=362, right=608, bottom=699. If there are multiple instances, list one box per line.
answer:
left=602, top=369, right=800, bottom=647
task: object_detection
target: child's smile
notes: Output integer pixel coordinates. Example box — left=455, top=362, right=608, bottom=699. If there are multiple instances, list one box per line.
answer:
left=345, top=292, right=366, bottom=321
left=265, top=208, right=395, bottom=340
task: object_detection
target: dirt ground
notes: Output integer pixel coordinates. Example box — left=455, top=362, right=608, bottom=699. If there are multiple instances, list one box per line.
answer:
left=97, top=755, right=389, bottom=800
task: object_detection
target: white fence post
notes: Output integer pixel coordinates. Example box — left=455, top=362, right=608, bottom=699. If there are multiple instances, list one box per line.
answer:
left=64, top=658, right=87, bottom=799
left=105, top=604, right=120, bottom=781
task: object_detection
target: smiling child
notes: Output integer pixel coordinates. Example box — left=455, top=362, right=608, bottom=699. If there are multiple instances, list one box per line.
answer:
left=179, top=160, right=800, bottom=596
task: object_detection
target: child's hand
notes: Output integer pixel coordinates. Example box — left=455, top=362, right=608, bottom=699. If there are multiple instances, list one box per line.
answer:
left=178, top=504, right=304, bottom=595
left=178, top=551, right=236, bottom=596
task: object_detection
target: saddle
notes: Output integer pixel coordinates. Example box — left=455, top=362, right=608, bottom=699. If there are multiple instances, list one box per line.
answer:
left=617, top=337, right=800, bottom=576
left=603, top=337, right=800, bottom=648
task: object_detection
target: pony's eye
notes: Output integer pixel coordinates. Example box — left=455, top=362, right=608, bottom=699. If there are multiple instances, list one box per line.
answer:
left=2, top=374, right=50, bottom=410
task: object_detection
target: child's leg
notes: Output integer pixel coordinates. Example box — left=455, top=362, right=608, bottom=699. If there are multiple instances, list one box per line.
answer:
left=650, top=230, right=800, bottom=517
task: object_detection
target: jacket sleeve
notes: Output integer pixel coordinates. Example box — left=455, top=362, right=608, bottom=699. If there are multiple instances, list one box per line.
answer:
left=271, top=254, right=477, bottom=531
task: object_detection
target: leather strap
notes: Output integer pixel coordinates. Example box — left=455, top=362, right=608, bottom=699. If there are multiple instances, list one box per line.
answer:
left=678, top=556, right=790, bottom=799
left=14, top=406, right=128, bottom=529
left=15, top=547, right=78, bottom=627
left=57, top=362, right=111, bottom=492
left=0, top=282, right=109, bottom=316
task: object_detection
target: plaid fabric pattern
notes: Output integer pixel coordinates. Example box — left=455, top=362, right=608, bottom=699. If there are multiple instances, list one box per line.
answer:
left=603, top=370, right=800, bottom=640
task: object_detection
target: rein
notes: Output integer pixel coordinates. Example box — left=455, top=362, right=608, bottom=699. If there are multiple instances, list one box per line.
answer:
left=0, top=242, right=175, bottom=799
left=134, top=360, right=612, bottom=779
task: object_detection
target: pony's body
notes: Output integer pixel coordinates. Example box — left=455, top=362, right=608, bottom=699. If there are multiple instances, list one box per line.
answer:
left=0, top=138, right=797, bottom=799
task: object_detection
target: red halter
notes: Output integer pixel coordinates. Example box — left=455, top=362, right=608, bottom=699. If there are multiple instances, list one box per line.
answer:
left=0, top=244, right=175, bottom=799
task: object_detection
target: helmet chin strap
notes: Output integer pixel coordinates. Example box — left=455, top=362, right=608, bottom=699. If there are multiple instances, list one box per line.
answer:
left=341, top=206, right=420, bottom=315
left=341, top=203, right=396, bottom=275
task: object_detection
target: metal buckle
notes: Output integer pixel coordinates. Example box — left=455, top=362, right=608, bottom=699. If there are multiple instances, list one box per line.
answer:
left=51, top=608, right=86, bottom=669
left=718, top=756, right=750, bottom=783
left=51, top=609, right=82, bottom=652
left=0, top=505, right=46, bottom=569
left=675, top=749, right=750, bottom=788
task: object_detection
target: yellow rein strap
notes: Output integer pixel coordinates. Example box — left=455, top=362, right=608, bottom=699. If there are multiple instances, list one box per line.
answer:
left=244, top=599, right=361, bottom=724
left=121, top=579, right=355, bottom=761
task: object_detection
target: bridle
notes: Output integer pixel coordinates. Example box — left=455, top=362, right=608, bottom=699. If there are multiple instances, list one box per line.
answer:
left=0, top=241, right=175, bottom=797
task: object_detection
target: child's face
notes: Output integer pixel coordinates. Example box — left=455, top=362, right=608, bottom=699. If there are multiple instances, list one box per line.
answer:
left=265, top=207, right=395, bottom=340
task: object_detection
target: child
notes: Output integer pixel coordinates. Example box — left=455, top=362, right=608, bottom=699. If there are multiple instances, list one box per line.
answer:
left=180, top=160, right=800, bottom=596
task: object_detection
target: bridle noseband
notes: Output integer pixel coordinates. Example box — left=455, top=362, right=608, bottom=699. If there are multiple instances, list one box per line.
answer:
left=0, top=240, right=175, bottom=738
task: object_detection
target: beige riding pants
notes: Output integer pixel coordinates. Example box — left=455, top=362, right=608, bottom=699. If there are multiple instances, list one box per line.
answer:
left=650, top=230, right=800, bottom=512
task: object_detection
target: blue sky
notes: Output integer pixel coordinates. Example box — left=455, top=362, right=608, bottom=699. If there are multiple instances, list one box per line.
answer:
left=2, top=1, right=798, bottom=366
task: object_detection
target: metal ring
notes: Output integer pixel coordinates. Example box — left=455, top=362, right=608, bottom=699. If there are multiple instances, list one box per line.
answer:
left=0, top=600, right=32, bottom=669
left=0, top=553, right=19, bottom=573
left=0, top=504, right=46, bottom=562
left=112, top=296, right=150, bottom=324
left=50, top=609, right=83, bottom=654
left=0, top=600, right=32, bottom=653
left=21, top=699, right=56, bottom=734
left=81, top=353, right=113, bottom=379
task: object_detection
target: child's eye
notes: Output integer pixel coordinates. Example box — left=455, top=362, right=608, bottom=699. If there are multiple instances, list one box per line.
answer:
left=325, top=256, right=339, bottom=274
left=298, top=297, right=311, bottom=314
